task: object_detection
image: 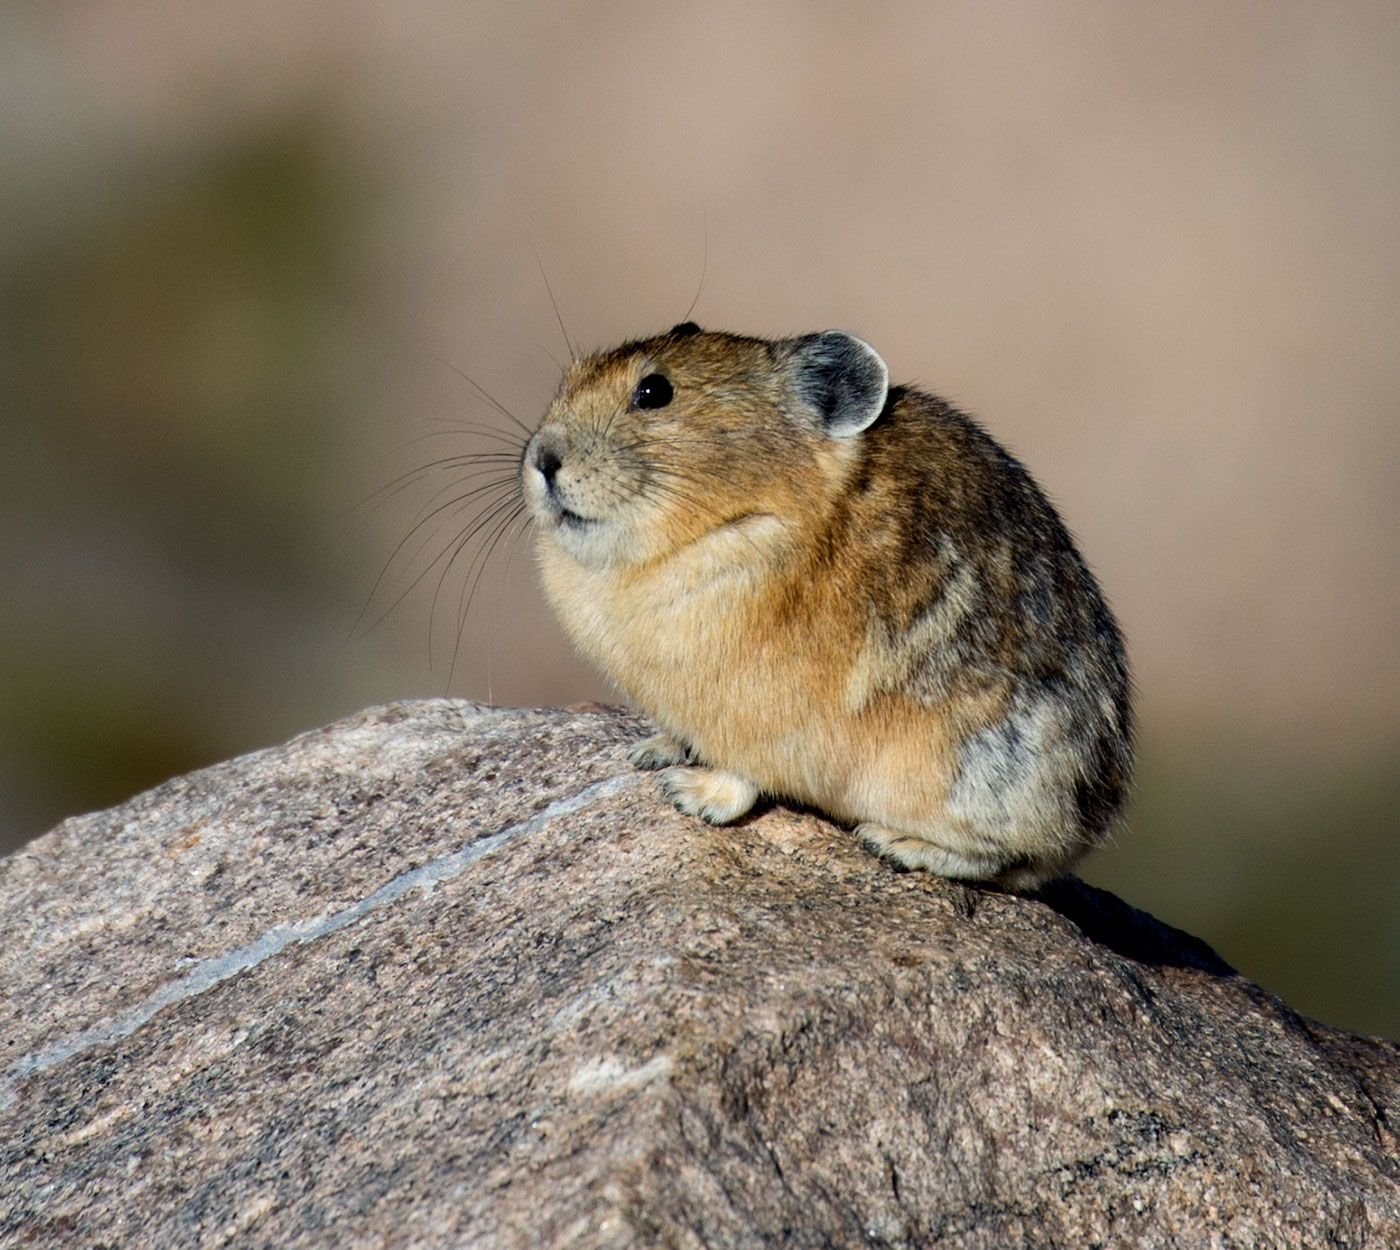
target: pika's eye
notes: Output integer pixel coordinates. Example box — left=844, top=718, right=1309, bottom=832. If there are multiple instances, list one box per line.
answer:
left=632, top=373, right=673, bottom=410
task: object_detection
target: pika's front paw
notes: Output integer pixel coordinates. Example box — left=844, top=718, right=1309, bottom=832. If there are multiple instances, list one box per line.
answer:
left=628, top=732, right=691, bottom=771
left=659, top=767, right=760, bottom=826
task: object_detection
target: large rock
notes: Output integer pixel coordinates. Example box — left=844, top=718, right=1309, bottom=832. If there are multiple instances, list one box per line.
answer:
left=2, top=701, right=1396, bottom=1248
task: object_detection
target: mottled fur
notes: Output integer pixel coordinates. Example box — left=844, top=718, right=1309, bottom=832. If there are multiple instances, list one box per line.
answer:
left=522, top=326, right=1133, bottom=889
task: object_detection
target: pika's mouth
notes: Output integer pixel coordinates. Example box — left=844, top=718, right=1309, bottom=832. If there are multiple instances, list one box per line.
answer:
left=557, top=504, right=595, bottom=530
left=524, top=434, right=602, bottom=532
left=535, top=487, right=600, bottom=533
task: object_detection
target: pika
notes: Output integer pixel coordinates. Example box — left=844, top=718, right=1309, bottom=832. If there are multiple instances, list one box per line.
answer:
left=521, top=323, right=1132, bottom=890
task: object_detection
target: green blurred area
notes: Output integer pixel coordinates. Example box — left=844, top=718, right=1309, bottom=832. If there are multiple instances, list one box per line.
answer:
left=1083, top=737, right=1399, bottom=1040
left=1, top=119, right=370, bottom=835
left=0, top=110, right=1395, bottom=1046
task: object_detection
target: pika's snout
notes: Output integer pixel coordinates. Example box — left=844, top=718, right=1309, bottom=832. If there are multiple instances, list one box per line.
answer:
left=529, top=437, right=563, bottom=491
left=523, top=430, right=591, bottom=529
left=524, top=432, right=566, bottom=506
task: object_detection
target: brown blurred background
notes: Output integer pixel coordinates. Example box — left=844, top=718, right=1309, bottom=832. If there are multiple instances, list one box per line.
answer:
left=1, top=3, right=1396, bottom=1037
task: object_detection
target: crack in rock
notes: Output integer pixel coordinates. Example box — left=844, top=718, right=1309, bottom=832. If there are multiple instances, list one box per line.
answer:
left=1, top=772, right=635, bottom=1107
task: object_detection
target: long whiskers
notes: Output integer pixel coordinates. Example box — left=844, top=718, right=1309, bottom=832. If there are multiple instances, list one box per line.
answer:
left=427, top=352, right=534, bottom=438
left=444, top=499, right=531, bottom=690
left=682, top=207, right=708, bottom=325
left=349, top=452, right=522, bottom=520
left=430, top=490, right=527, bottom=673
left=355, top=472, right=523, bottom=643
left=533, top=245, right=576, bottom=363
left=353, top=341, right=544, bottom=694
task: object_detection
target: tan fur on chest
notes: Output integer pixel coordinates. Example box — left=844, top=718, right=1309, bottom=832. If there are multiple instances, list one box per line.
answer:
left=538, top=522, right=861, bottom=794
left=538, top=521, right=967, bottom=824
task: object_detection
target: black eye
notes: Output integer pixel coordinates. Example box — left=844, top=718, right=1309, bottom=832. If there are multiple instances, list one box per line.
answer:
left=632, top=373, right=673, bottom=410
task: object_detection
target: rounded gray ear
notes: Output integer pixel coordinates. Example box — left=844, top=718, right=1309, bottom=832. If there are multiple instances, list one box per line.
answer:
left=789, top=331, right=889, bottom=437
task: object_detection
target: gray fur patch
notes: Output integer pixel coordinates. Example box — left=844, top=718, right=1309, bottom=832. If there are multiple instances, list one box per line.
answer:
left=948, top=694, right=1072, bottom=837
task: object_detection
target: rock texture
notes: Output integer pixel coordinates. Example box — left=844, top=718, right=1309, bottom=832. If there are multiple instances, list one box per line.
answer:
left=2, top=701, right=1397, bottom=1249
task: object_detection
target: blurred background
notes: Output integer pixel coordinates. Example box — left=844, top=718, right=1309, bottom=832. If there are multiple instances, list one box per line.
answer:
left=1, top=2, right=1396, bottom=1037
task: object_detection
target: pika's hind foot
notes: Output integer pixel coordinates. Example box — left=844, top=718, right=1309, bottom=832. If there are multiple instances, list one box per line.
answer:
left=628, top=731, right=691, bottom=770
left=857, top=822, right=1009, bottom=883
left=659, top=767, right=760, bottom=825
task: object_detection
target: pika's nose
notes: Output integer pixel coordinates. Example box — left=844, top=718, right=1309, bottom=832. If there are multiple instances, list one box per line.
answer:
left=530, top=439, right=563, bottom=488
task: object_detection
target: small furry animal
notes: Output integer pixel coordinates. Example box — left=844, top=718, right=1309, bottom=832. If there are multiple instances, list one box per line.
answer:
left=521, top=323, right=1132, bottom=890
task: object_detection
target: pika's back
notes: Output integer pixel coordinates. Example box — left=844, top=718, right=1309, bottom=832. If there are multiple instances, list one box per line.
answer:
left=848, top=388, right=1128, bottom=696
left=522, top=324, right=1132, bottom=889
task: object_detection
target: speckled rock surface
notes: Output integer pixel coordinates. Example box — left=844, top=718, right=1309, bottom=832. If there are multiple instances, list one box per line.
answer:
left=2, top=701, right=1397, bottom=1248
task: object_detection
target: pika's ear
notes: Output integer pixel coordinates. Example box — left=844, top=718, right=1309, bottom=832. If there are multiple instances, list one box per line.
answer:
left=788, top=331, right=889, bottom=438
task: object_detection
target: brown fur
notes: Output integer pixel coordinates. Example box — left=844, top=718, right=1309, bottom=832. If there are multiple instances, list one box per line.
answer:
left=521, top=325, right=1133, bottom=889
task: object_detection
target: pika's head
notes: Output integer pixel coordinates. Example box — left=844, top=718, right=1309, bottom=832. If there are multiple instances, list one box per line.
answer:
left=523, top=324, right=889, bottom=568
